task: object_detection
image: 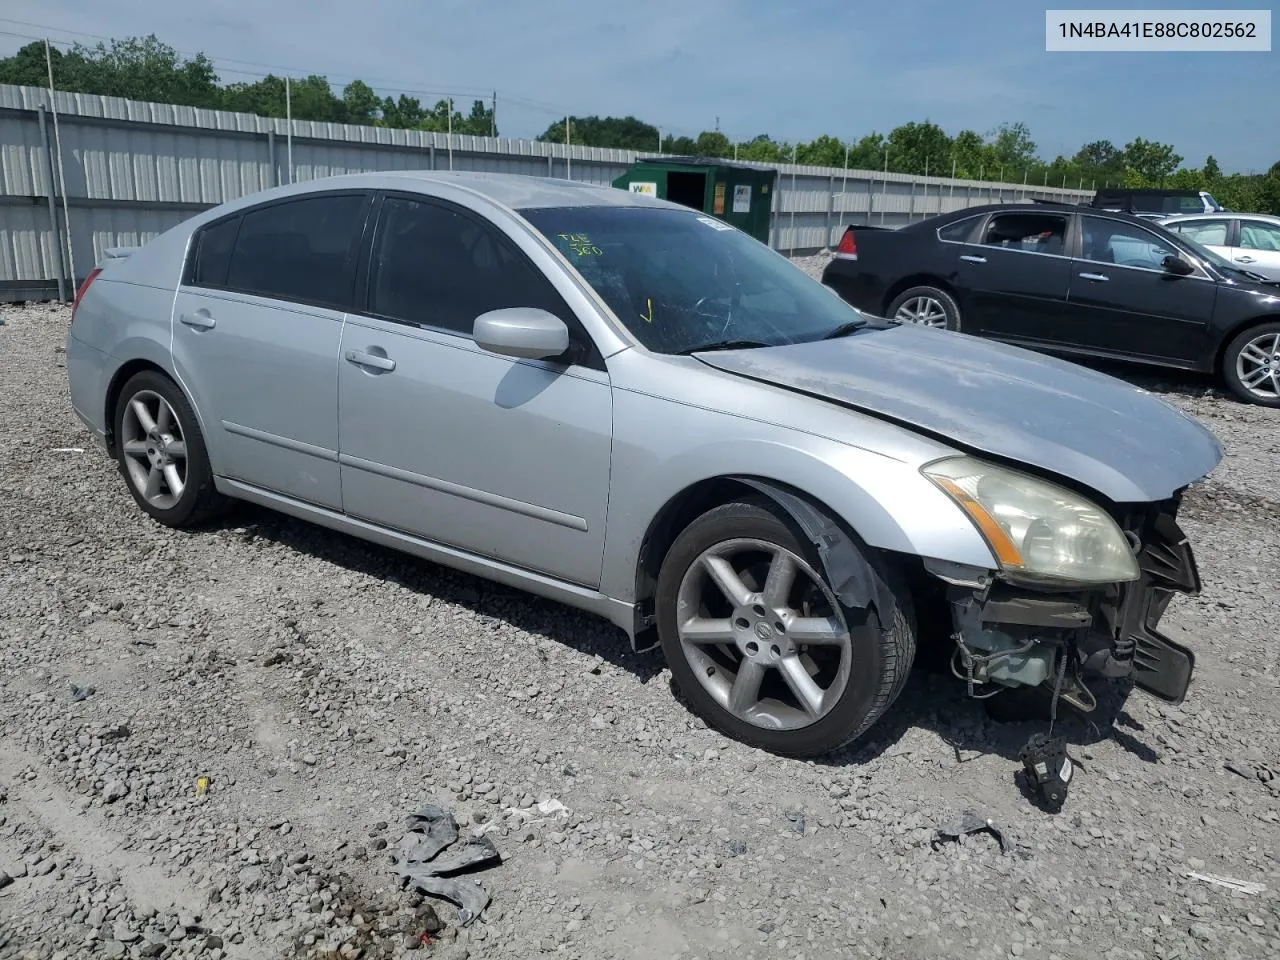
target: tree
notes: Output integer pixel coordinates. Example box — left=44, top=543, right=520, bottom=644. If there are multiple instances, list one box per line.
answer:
left=342, top=80, right=381, bottom=125
left=796, top=134, right=848, bottom=168
left=736, top=134, right=787, bottom=163
left=1122, top=138, right=1182, bottom=184
left=694, top=130, right=731, bottom=158
left=950, top=129, right=986, bottom=178
left=986, top=121, right=1037, bottom=170
left=538, top=115, right=659, bottom=150
left=886, top=121, right=951, bottom=175
left=1202, top=155, right=1222, bottom=181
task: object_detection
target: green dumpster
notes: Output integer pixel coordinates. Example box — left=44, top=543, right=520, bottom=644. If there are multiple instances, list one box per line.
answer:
left=611, top=157, right=777, bottom=245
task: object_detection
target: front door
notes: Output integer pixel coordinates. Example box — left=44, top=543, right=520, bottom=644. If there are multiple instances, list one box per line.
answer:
left=337, top=194, right=613, bottom=587
left=170, top=191, right=372, bottom=509
left=953, top=211, right=1073, bottom=342
left=1066, top=214, right=1218, bottom=365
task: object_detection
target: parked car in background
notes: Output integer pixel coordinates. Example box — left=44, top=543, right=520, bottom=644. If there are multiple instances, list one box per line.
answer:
left=822, top=203, right=1280, bottom=406
left=1159, top=212, right=1280, bottom=282
left=66, top=172, right=1221, bottom=758
left=1092, top=187, right=1225, bottom=219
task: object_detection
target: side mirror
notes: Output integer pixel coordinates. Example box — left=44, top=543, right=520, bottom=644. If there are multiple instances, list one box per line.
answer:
left=1162, top=254, right=1195, bottom=276
left=473, top=308, right=570, bottom=360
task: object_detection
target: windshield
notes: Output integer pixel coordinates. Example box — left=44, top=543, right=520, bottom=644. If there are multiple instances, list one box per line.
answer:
left=517, top=206, right=864, bottom=353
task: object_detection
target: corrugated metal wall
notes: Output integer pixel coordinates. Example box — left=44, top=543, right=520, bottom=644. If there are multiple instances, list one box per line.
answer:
left=0, top=83, right=1093, bottom=300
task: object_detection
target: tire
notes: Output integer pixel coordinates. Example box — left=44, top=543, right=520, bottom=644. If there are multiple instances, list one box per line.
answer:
left=886, top=285, right=961, bottom=331
left=112, top=370, right=228, bottom=527
left=655, top=497, right=915, bottom=758
left=1221, top=321, right=1280, bottom=407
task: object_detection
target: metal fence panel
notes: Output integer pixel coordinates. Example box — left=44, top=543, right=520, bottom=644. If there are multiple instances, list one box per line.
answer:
left=0, top=82, right=1093, bottom=298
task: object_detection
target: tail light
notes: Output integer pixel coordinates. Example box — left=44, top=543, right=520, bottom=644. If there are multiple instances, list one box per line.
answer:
left=835, top=228, right=857, bottom=260
left=70, top=267, right=102, bottom=325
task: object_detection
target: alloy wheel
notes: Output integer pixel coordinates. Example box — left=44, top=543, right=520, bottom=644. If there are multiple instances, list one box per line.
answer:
left=1235, top=331, right=1280, bottom=401
left=119, top=390, right=188, bottom=510
left=674, top=538, right=852, bottom=731
left=893, top=296, right=948, bottom=328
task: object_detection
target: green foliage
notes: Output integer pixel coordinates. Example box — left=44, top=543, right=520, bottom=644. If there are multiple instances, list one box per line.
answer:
left=0, top=36, right=495, bottom=135
left=2, top=32, right=1276, bottom=213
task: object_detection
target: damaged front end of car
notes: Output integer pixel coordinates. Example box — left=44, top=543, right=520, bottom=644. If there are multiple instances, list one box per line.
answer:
left=921, top=456, right=1204, bottom=712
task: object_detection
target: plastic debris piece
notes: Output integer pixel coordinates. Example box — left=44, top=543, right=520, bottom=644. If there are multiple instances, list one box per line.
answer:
left=1019, top=733, right=1074, bottom=812
left=195, top=777, right=209, bottom=797
left=69, top=683, right=96, bottom=703
left=1185, top=871, right=1266, bottom=895
left=932, top=808, right=1009, bottom=854
left=391, top=803, right=502, bottom=926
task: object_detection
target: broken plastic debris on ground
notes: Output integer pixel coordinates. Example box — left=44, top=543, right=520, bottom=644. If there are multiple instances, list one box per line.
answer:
left=390, top=803, right=503, bottom=926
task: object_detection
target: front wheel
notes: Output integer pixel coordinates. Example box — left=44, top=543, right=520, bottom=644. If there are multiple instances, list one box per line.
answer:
left=655, top=498, right=915, bottom=758
left=1222, top=322, right=1280, bottom=407
left=886, top=285, right=960, bottom=331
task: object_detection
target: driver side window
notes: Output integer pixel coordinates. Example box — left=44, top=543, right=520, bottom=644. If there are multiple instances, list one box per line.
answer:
left=1079, top=216, right=1179, bottom=271
left=367, top=196, right=590, bottom=352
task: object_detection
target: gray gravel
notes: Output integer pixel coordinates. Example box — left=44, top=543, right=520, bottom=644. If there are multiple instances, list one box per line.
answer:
left=2, top=293, right=1280, bottom=960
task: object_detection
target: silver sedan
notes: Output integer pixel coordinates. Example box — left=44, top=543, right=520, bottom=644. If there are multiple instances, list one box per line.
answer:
left=1159, top=211, right=1280, bottom=282
left=66, top=171, right=1222, bottom=757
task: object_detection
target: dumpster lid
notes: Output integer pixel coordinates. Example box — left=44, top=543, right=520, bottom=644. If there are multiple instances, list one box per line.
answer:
left=635, top=156, right=776, bottom=174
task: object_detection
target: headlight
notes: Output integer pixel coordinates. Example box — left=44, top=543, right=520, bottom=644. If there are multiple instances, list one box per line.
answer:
left=922, top=456, right=1140, bottom=584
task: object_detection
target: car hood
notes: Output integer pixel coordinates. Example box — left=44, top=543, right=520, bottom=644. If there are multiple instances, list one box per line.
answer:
left=695, top=324, right=1223, bottom=504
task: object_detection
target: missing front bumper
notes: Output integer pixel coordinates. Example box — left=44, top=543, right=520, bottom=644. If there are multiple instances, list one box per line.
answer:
left=946, top=509, right=1202, bottom=705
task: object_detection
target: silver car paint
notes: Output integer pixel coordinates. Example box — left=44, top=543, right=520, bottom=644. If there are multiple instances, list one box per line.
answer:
left=696, top=324, right=1223, bottom=504
left=1159, top=212, right=1280, bottom=282
left=67, top=170, right=1221, bottom=643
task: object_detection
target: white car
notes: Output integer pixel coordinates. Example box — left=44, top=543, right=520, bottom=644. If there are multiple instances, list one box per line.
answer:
left=1159, top=212, right=1280, bottom=282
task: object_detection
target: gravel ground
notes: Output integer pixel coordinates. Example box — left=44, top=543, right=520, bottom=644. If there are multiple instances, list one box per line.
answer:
left=2, top=289, right=1279, bottom=960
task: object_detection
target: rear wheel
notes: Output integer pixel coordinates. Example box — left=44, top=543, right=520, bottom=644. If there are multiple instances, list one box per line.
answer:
left=1222, top=322, right=1280, bottom=407
left=113, top=370, right=227, bottom=527
left=655, top=498, right=915, bottom=758
left=886, top=285, right=961, bottom=331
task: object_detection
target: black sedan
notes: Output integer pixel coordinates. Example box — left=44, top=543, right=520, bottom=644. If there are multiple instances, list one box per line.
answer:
left=822, top=203, right=1280, bottom=406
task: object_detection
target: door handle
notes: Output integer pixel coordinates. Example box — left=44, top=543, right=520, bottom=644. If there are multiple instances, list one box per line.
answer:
left=959, top=255, right=987, bottom=264
left=1078, top=272, right=1110, bottom=282
left=1235, top=255, right=1257, bottom=263
left=345, top=349, right=396, bottom=372
left=180, top=311, right=216, bottom=329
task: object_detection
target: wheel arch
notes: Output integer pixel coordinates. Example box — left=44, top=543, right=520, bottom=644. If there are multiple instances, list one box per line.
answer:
left=880, top=274, right=958, bottom=316
left=103, top=358, right=171, bottom=455
left=630, top=474, right=926, bottom=651
left=1213, top=314, right=1280, bottom=375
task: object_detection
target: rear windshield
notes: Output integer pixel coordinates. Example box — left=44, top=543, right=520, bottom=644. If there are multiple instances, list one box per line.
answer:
left=1095, top=191, right=1208, bottom=214
left=516, top=206, right=863, bottom=354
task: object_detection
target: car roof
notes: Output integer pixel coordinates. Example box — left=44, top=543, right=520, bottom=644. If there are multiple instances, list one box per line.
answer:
left=906, top=201, right=1161, bottom=231
left=232, top=170, right=679, bottom=212
left=1160, top=211, right=1280, bottom=223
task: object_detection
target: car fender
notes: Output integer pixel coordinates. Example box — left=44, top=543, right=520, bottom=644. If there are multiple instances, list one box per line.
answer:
left=598, top=425, right=997, bottom=607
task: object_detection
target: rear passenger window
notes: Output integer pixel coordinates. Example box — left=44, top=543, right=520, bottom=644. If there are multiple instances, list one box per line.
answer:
left=938, top=217, right=979, bottom=242
left=367, top=196, right=573, bottom=336
left=980, top=213, right=1067, bottom=256
left=188, top=216, right=239, bottom=287
left=224, top=193, right=368, bottom=309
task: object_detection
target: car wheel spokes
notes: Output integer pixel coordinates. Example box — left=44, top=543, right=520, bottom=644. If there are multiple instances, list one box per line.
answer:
left=894, top=296, right=947, bottom=328
left=121, top=390, right=188, bottom=509
left=675, top=538, right=853, bottom=731
left=1236, top=332, right=1280, bottom=399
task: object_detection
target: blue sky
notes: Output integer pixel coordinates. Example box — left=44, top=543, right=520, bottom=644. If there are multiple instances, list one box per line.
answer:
left=1, top=0, right=1276, bottom=172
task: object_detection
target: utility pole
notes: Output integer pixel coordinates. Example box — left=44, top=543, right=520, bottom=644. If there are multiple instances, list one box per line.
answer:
left=285, top=76, right=293, bottom=183
left=565, top=116, right=571, bottom=179
left=715, top=115, right=720, bottom=132
left=491, top=91, right=496, bottom=137
left=447, top=97, right=454, bottom=171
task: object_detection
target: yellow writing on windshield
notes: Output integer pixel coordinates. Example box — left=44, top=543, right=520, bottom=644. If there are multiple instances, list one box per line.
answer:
left=556, top=232, right=602, bottom=257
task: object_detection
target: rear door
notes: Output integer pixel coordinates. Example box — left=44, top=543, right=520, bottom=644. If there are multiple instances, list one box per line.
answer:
left=336, top=193, right=613, bottom=587
left=1233, top=219, right=1280, bottom=281
left=1065, top=214, right=1218, bottom=365
left=171, top=191, right=372, bottom=509
left=952, top=211, right=1073, bottom=340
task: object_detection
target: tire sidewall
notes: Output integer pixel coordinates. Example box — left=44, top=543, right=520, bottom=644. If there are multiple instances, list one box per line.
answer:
left=1222, top=322, right=1280, bottom=407
left=113, top=370, right=218, bottom=526
left=887, top=285, right=961, bottom=332
left=655, top=499, right=895, bottom=758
